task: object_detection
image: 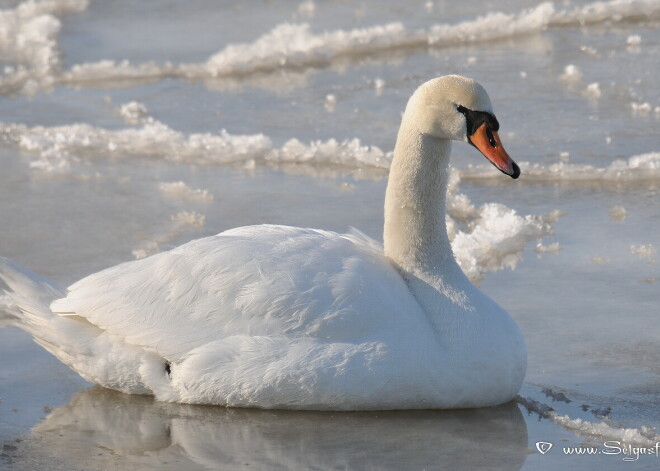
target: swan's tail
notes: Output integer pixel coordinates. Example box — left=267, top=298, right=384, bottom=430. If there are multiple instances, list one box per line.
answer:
left=0, top=256, right=68, bottom=338
left=0, top=258, right=104, bottom=369
left=0, top=257, right=66, bottom=323
left=0, top=257, right=165, bottom=397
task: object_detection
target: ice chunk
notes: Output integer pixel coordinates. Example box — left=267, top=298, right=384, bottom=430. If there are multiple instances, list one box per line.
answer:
left=170, top=211, right=205, bottom=230
left=535, top=242, right=561, bottom=255
left=427, top=3, right=554, bottom=46
left=4, top=0, right=660, bottom=95
left=158, top=182, right=214, bottom=204
left=551, top=415, right=660, bottom=448
left=450, top=203, right=556, bottom=283
left=266, top=137, right=391, bottom=169
left=460, top=153, right=660, bottom=182
left=324, top=94, right=337, bottom=112
left=374, top=78, right=385, bottom=95
left=297, top=1, right=315, bottom=17
left=559, top=64, right=582, bottom=83
left=630, top=244, right=656, bottom=263
left=518, top=395, right=660, bottom=448
left=550, top=0, right=660, bottom=26
left=0, top=0, right=88, bottom=94
left=608, top=205, right=626, bottom=221
left=631, top=102, right=652, bottom=114
left=131, top=241, right=159, bottom=260
left=591, top=256, right=611, bottom=265
left=119, top=101, right=150, bottom=125
left=583, top=82, right=601, bottom=99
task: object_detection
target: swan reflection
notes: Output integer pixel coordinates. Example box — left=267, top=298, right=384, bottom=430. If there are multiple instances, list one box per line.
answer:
left=23, top=387, right=528, bottom=470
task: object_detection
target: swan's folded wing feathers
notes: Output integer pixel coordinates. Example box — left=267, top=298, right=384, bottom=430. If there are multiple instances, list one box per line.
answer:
left=49, top=225, right=423, bottom=363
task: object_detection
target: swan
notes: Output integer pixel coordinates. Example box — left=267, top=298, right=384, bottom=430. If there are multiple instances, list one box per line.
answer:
left=0, top=75, right=526, bottom=410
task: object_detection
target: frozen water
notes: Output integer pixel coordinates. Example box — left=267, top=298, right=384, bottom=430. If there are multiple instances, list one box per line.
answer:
left=0, top=0, right=658, bottom=469
left=461, top=152, right=660, bottom=182
left=158, top=181, right=214, bottom=204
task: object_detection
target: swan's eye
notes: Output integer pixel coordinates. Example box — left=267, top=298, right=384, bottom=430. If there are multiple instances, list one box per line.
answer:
left=456, top=104, right=500, bottom=143
left=485, top=128, right=497, bottom=147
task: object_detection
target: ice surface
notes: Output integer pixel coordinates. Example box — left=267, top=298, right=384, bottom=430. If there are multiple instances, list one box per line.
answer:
left=0, top=0, right=659, bottom=469
left=552, top=415, right=660, bottom=448
left=4, top=111, right=659, bottom=184
left=0, top=110, right=563, bottom=281
left=517, top=395, right=660, bottom=448
left=0, top=119, right=276, bottom=172
left=461, top=153, right=660, bottom=182
left=3, top=0, right=660, bottom=94
left=61, top=0, right=658, bottom=89
left=131, top=210, right=206, bottom=260
left=4, top=387, right=528, bottom=471
left=1, top=118, right=558, bottom=279
left=0, top=116, right=391, bottom=173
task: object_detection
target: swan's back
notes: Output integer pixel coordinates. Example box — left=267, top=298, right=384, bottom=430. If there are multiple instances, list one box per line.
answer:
left=53, top=226, right=424, bottom=357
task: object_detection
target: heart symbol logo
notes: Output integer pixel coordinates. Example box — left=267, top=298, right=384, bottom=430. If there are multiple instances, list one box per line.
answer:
left=535, top=441, right=553, bottom=454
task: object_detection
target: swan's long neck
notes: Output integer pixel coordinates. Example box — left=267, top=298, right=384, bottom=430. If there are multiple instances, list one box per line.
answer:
left=383, top=122, right=455, bottom=275
left=383, top=120, right=475, bottom=319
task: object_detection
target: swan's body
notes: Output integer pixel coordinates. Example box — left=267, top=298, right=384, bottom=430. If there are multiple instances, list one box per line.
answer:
left=1, top=75, right=526, bottom=410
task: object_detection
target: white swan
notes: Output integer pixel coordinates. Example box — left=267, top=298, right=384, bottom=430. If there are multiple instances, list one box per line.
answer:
left=0, top=75, right=526, bottom=410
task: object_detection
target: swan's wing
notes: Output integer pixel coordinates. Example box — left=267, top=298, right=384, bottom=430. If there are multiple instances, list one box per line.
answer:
left=50, top=225, right=423, bottom=362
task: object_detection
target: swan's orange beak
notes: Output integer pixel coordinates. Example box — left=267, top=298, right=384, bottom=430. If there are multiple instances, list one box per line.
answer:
left=469, top=123, right=520, bottom=179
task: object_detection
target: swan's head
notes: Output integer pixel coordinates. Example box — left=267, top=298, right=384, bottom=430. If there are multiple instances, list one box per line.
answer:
left=406, top=75, right=520, bottom=179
